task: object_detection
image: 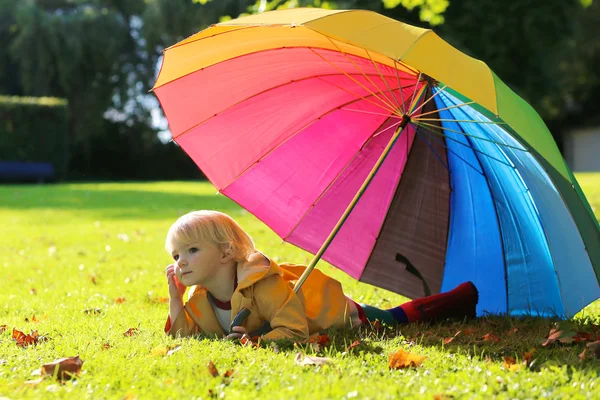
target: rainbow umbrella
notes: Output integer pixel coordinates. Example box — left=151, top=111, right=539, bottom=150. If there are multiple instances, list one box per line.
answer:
left=153, top=8, right=600, bottom=318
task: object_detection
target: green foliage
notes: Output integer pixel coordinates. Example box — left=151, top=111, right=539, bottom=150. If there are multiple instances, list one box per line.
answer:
left=0, top=179, right=598, bottom=398
left=0, top=95, right=68, bottom=179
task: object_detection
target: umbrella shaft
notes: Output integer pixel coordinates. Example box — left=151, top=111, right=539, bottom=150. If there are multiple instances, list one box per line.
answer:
left=293, top=114, right=412, bottom=293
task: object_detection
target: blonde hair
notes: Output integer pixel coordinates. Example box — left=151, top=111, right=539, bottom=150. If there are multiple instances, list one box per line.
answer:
left=165, top=210, right=255, bottom=262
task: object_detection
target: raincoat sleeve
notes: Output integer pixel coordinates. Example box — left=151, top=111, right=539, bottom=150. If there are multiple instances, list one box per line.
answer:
left=253, top=274, right=309, bottom=341
left=164, top=306, right=200, bottom=337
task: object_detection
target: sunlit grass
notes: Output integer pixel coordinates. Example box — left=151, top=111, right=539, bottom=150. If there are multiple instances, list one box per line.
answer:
left=0, top=175, right=598, bottom=399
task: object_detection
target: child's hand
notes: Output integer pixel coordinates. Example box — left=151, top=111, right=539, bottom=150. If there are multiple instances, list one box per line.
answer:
left=226, top=326, right=247, bottom=340
left=166, top=264, right=187, bottom=299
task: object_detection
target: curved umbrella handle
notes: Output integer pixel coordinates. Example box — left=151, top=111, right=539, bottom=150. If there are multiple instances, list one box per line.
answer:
left=230, top=308, right=273, bottom=337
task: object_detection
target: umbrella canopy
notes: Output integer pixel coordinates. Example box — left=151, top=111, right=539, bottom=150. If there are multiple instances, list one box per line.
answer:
left=153, top=8, right=600, bottom=319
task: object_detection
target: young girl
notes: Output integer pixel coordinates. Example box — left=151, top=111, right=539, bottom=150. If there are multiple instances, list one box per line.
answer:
left=164, top=210, right=478, bottom=340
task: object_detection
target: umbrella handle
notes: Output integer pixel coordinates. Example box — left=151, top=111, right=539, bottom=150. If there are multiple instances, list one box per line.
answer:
left=396, top=253, right=431, bottom=297
left=230, top=308, right=273, bottom=337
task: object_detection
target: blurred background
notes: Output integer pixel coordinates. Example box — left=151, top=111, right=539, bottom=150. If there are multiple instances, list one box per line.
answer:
left=1, top=0, right=598, bottom=182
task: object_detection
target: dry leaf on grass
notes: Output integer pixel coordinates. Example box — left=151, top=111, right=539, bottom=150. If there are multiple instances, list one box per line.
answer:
left=541, top=322, right=577, bottom=347
left=239, top=335, right=260, bottom=348
left=206, top=361, right=235, bottom=381
left=443, top=330, right=461, bottom=345
left=573, top=332, right=594, bottom=343
left=123, top=328, right=139, bottom=337
left=41, top=356, right=84, bottom=381
left=388, top=349, right=427, bottom=370
left=579, top=341, right=600, bottom=361
left=12, top=328, right=48, bottom=347
left=0, top=324, right=6, bottom=333
left=207, top=361, right=219, bottom=377
left=346, top=340, right=361, bottom=351
left=114, top=297, right=126, bottom=304
left=151, top=344, right=182, bottom=356
left=482, top=333, right=500, bottom=343
left=523, top=349, right=536, bottom=365
left=82, top=308, right=102, bottom=315
left=502, top=356, right=522, bottom=372
left=294, top=352, right=332, bottom=366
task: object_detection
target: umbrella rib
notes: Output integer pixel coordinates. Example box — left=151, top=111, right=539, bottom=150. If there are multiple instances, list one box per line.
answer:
left=410, top=84, right=448, bottom=117
left=219, top=92, right=398, bottom=193
left=340, top=108, right=405, bottom=118
left=413, top=123, right=485, bottom=175
left=413, top=101, right=475, bottom=119
left=415, top=117, right=508, bottom=125
left=322, top=34, right=411, bottom=113
left=415, top=121, right=528, bottom=152
left=171, top=71, right=400, bottom=141
left=393, top=60, right=408, bottom=114
left=281, top=117, right=406, bottom=242
left=414, top=127, right=450, bottom=171
left=309, top=47, right=399, bottom=115
left=407, top=72, right=423, bottom=112
left=364, top=48, right=403, bottom=112
left=166, top=25, right=256, bottom=50
left=415, top=122, right=516, bottom=169
left=314, top=77, right=405, bottom=116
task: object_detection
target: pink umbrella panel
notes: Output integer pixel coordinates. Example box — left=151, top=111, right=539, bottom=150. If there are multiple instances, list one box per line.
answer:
left=155, top=46, right=426, bottom=280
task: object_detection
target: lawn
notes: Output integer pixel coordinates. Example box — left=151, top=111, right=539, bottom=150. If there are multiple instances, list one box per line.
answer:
left=0, top=175, right=599, bottom=399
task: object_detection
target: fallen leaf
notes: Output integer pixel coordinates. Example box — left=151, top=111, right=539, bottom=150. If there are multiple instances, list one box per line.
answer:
left=30, top=288, right=37, bottom=295
left=388, top=349, right=427, bottom=370
left=523, top=349, right=536, bottom=365
left=541, top=322, right=577, bottom=347
left=114, top=297, right=126, bottom=304
left=207, top=361, right=219, bottom=377
left=573, top=332, right=594, bottom=343
left=123, top=328, right=139, bottom=337
left=371, top=319, right=382, bottom=332
left=102, top=343, right=111, bottom=350
left=462, top=329, right=478, bottom=335
left=346, top=340, right=361, bottom=351
left=239, top=336, right=260, bottom=348
left=508, top=327, right=518, bottom=335
left=83, top=308, right=102, bottom=315
left=444, top=330, right=462, bottom=345
left=0, top=325, right=6, bottom=333
left=12, top=329, right=47, bottom=347
left=149, top=296, right=169, bottom=304
left=482, top=333, right=500, bottom=343
left=502, top=356, right=522, bottom=371
left=41, top=356, right=84, bottom=381
left=294, top=352, right=332, bottom=366
left=223, top=369, right=234, bottom=378
left=584, top=341, right=600, bottom=359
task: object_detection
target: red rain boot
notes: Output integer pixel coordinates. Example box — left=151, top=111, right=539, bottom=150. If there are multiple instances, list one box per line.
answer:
left=399, top=282, right=479, bottom=323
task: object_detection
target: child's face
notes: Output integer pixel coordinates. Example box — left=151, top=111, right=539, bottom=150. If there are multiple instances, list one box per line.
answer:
left=169, top=238, right=229, bottom=287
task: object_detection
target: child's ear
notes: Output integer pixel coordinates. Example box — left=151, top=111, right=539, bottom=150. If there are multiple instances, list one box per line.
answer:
left=220, top=246, right=234, bottom=263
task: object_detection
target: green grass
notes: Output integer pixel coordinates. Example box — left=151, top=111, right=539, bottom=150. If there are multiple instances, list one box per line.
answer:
left=0, top=176, right=599, bottom=399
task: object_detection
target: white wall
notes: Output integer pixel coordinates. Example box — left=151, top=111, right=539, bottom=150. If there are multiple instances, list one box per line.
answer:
left=563, top=127, right=600, bottom=172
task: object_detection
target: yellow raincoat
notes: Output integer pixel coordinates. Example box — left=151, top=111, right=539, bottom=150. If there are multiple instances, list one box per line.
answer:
left=165, top=252, right=352, bottom=340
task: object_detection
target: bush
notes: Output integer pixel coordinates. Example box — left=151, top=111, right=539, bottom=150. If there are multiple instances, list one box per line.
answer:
left=68, top=119, right=204, bottom=181
left=0, top=95, right=68, bottom=179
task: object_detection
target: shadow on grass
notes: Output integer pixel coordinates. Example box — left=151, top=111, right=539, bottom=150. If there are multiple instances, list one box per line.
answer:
left=0, top=185, right=241, bottom=220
